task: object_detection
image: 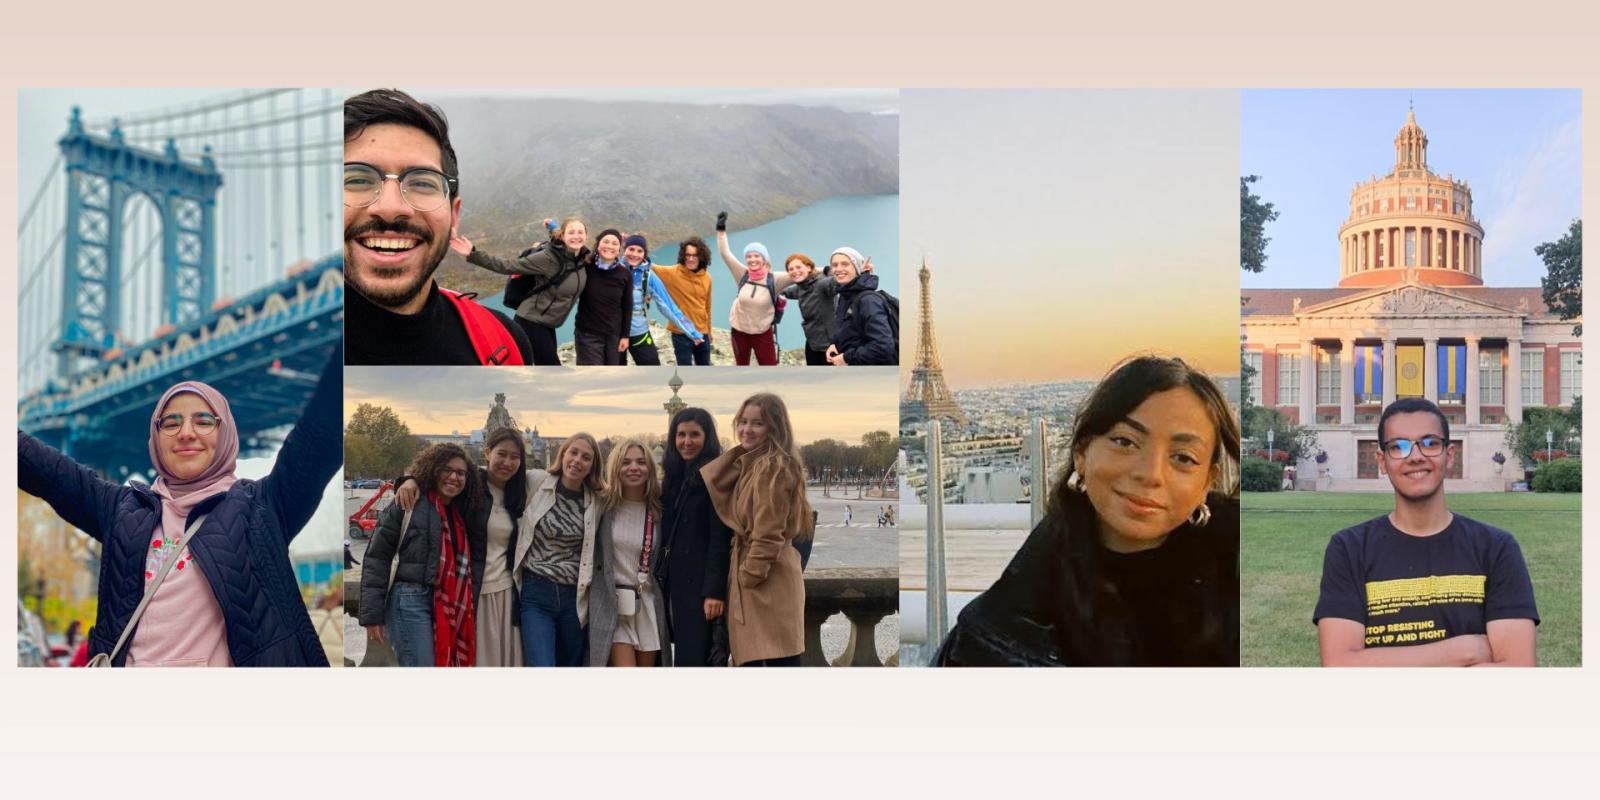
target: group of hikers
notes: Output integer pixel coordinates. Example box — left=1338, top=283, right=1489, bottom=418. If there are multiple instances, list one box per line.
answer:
left=356, top=394, right=815, bottom=667
left=344, top=88, right=897, bottom=368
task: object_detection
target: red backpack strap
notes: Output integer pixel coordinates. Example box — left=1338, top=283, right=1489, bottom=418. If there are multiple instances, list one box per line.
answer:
left=438, top=288, right=525, bottom=366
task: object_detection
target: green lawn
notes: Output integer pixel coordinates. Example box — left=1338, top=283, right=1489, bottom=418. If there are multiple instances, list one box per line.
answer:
left=1242, top=492, right=1581, bottom=667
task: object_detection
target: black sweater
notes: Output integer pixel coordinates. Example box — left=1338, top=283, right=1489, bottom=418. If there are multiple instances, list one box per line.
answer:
left=574, top=263, right=633, bottom=342
left=345, top=283, right=531, bottom=366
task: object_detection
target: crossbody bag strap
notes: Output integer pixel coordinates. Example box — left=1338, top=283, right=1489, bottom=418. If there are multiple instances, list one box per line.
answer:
left=386, top=506, right=416, bottom=594
left=103, top=513, right=210, bottom=665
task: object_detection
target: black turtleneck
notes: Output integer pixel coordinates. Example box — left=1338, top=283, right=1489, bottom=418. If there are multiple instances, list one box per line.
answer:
left=345, top=282, right=531, bottom=366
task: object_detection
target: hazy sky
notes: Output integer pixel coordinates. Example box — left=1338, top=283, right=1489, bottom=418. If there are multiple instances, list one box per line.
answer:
left=899, top=90, right=1241, bottom=388
left=1242, top=89, right=1580, bottom=289
left=345, top=367, right=899, bottom=444
left=419, top=88, right=898, bottom=114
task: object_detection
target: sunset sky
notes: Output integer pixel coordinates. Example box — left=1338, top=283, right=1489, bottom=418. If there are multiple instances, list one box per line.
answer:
left=344, top=367, right=900, bottom=445
left=899, top=90, right=1240, bottom=388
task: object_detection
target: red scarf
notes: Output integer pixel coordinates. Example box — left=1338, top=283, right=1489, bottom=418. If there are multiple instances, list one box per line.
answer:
left=430, top=492, right=476, bottom=667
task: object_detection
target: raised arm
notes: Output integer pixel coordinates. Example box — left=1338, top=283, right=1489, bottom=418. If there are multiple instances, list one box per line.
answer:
left=647, top=272, right=702, bottom=341
left=1317, top=618, right=1491, bottom=667
left=459, top=236, right=564, bottom=278
left=261, top=341, right=343, bottom=545
left=16, top=430, right=124, bottom=542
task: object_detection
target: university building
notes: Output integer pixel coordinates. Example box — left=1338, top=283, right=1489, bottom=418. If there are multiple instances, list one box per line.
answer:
left=1242, top=109, right=1580, bottom=491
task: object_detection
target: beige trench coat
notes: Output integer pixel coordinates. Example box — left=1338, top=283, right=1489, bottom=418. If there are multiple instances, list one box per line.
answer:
left=700, top=444, right=808, bottom=665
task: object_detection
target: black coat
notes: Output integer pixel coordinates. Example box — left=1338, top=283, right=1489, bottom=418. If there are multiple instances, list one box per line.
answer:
left=16, top=346, right=342, bottom=667
left=655, top=468, right=733, bottom=666
left=935, top=493, right=1239, bottom=667
left=831, top=272, right=897, bottom=365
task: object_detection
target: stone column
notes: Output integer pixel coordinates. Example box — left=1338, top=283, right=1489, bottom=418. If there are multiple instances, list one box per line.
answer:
left=1506, top=337, right=1523, bottom=424
left=1424, top=336, right=1439, bottom=402
left=1300, top=344, right=1316, bottom=425
left=1382, top=337, right=1398, bottom=407
left=1340, top=337, right=1357, bottom=425
left=1466, top=335, right=1481, bottom=425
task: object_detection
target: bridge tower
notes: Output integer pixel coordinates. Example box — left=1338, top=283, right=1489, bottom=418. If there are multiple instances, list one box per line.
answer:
left=55, top=106, right=223, bottom=379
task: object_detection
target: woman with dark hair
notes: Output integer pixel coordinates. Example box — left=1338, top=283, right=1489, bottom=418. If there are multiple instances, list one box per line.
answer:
left=701, top=393, right=812, bottom=666
left=515, top=432, right=602, bottom=665
left=450, top=218, right=591, bottom=366
left=16, top=344, right=342, bottom=667
left=359, top=442, right=481, bottom=667
left=935, top=355, right=1241, bottom=667
left=574, top=230, right=634, bottom=366
left=653, top=237, right=717, bottom=366
left=657, top=407, right=733, bottom=666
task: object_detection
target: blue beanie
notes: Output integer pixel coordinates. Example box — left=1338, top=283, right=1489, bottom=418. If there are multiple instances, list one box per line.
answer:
left=743, top=242, right=770, bottom=263
left=623, top=234, right=649, bottom=256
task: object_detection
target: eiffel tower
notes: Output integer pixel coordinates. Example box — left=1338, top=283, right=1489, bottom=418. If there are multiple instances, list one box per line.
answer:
left=901, top=260, right=966, bottom=427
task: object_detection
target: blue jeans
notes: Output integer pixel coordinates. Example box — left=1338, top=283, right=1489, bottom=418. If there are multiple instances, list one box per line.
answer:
left=671, top=332, right=712, bottom=366
left=386, top=582, right=434, bottom=667
left=519, top=572, right=584, bottom=666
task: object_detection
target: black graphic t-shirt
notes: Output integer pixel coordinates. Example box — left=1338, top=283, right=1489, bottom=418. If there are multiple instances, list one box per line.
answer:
left=1313, top=514, right=1538, bottom=648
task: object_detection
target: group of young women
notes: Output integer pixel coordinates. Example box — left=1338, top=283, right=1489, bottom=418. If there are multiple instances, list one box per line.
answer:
left=357, top=393, right=814, bottom=667
left=451, top=211, right=895, bottom=367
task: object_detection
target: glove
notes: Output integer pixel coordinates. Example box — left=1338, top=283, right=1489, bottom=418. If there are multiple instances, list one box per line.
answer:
left=716, top=211, right=728, bottom=232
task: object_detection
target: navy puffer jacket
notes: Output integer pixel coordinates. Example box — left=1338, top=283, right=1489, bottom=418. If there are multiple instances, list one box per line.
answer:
left=16, top=345, right=342, bottom=667
left=831, top=272, right=897, bottom=366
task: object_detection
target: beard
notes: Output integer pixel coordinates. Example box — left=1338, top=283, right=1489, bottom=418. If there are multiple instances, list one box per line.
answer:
left=344, top=217, right=447, bottom=309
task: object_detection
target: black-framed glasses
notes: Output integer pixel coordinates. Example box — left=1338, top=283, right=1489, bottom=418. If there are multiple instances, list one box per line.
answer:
left=1383, top=435, right=1446, bottom=459
left=344, top=162, right=458, bottom=212
left=157, top=412, right=220, bottom=437
left=439, top=467, right=468, bottom=479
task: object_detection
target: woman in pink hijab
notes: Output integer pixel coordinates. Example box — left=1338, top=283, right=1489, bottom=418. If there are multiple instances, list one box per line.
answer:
left=17, top=344, right=343, bottom=667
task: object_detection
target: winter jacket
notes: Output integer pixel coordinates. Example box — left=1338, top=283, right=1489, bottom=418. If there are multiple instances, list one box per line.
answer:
left=16, top=346, right=343, bottom=667
left=651, top=264, right=713, bottom=337
left=585, top=506, right=672, bottom=667
left=657, top=467, right=733, bottom=666
left=700, top=444, right=810, bottom=665
left=629, top=260, right=702, bottom=340
left=467, top=239, right=590, bottom=328
left=512, top=471, right=600, bottom=626
left=781, top=274, right=840, bottom=349
left=358, top=496, right=455, bottom=626
left=831, top=272, right=897, bottom=365
left=935, top=493, right=1240, bottom=667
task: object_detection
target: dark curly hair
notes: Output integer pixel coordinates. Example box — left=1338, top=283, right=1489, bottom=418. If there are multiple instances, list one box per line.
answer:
left=677, top=237, right=711, bottom=272
left=344, top=89, right=459, bottom=184
left=406, top=442, right=479, bottom=513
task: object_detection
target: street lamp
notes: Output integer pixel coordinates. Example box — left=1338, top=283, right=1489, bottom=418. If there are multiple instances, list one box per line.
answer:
left=1546, top=428, right=1554, bottom=463
left=1267, top=428, right=1275, bottom=459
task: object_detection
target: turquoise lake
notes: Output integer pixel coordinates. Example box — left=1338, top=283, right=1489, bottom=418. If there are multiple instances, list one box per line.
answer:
left=480, top=193, right=899, bottom=350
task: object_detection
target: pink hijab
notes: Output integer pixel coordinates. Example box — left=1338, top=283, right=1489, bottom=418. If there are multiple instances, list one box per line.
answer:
left=148, top=381, right=240, bottom=500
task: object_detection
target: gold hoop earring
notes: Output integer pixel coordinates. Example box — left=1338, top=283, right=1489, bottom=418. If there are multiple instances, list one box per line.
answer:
left=1188, top=503, right=1211, bottom=527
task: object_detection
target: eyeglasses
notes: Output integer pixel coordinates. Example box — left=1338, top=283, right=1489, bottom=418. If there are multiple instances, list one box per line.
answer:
left=439, top=467, right=468, bottom=479
left=157, top=412, right=220, bottom=437
left=344, top=163, right=458, bottom=213
left=1383, top=435, right=1446, bottom=459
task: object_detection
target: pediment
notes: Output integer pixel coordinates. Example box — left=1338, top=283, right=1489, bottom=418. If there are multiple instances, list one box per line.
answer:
left=1296, top=282, right=1522, bottom=318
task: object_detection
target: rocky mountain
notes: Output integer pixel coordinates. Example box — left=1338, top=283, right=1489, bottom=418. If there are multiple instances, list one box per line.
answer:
left=427, top=97, right=899, bottom=295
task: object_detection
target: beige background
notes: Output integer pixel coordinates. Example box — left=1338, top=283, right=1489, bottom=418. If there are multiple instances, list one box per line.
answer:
left=2, top=0, right=1597, bottom=793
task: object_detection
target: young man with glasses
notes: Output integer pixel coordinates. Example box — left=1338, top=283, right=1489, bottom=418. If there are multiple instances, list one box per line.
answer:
left=344, top=89, right=530, bottom=366
left=1313, top=398, right=1538, bottom=666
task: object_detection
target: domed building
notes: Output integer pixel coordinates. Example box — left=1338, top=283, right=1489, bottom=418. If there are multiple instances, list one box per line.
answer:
left=1242, top=108, right=1580, bottom=490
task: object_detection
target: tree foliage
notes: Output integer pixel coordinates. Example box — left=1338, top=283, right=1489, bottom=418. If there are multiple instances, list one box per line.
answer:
left=1504, top=406, right=1580, bottom=467
left=1537, top=219, right=1582, bottom=336
left=800, top=432, right=900, bottom=480
left=344, top=403, right=427, bottom=479
left=1241, top=175, right=1280, bottom=273
left=1241, top=405, right=1320, bottom=463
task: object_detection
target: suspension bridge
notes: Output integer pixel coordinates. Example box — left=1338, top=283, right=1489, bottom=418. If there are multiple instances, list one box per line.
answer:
left=16, top=89, right=344, bottom=480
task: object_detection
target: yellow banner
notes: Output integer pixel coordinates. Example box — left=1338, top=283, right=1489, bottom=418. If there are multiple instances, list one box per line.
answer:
left=1396, top=345, right=1424, bottom=397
